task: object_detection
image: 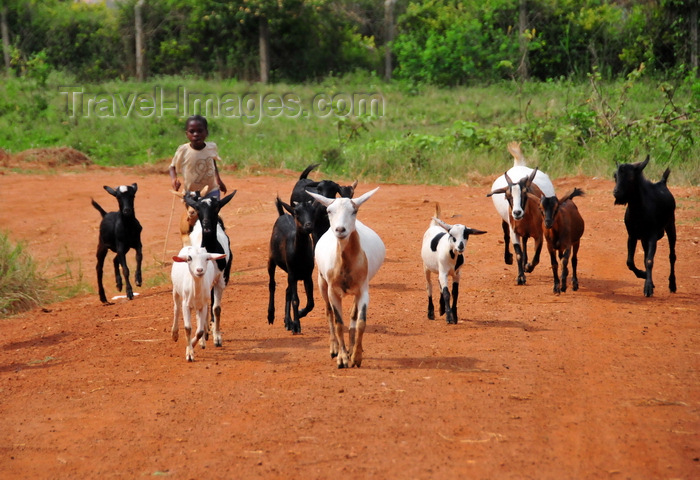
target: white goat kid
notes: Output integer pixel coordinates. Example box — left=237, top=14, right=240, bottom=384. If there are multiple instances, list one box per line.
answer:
left=306, top=187, right=386, bottom=368
left=421, top=205, right=486, bottom=324
left=171, top=246, right=226, bottom=362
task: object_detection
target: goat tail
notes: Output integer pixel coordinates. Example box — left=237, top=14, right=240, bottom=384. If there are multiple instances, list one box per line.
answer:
left=661, top=167, right=671, bottom=184
left=507, top=141, right=527, bottom=167
left=274, top=196, right=285, bottom=216
left=299, top=163, right=320, bottom=179
left=434, top=202, right=442, bottom=219
left=91, top=198, right=107, bottom=217
left=563, top=187, right=585, bottom=203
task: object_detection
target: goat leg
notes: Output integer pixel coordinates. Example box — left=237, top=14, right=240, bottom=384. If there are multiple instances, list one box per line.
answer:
left=626, top=236, right=646, bottom=279
left=643, top=239, right=657, bottom=297
left=332, top=303, right=349, bottom=368
left=425, top=270, right=435, bottom=320
left=117, top=253, right=134, bottom=300
left=267, top=261, right=276, bottom=325
left=441, top=286, right=455, bottom=324
left=571, top=242, right=580, bottom=291
left=135, top=247, right=143, bottom=287
left=667, top=220, right=677, bottom=293
left=350, top=303, right=367, bottom=368
left=560, top=248, right=571, bottom=293
left=291, top=288, right=301, bottom=335
left=548, top=247, right=560, bottom=294
left=284, top=283, right=294, bottom=331
left=319, top=278, right=338, bottom=358
left=113, top=254, right=123, bottom=292
left=526, top=237, right=543, bottom=273
left=501, top=221, right=513, bottom=265
left=297, top=275, right=315, bottom=320
left=513, top=243, right=527, bottom=285
left=96, top=248, right=110, bottom=304
left=348, top=302, right=359, bottom=356
left=450, top=281, right=459, bottom=323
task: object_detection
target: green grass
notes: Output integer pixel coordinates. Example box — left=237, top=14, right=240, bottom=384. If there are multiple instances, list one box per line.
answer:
left=1, top=71, right=699, bottom=185
left=0, top=232, right=48, bottom=316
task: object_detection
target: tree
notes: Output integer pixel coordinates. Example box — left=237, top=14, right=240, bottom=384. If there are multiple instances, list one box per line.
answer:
left=135, top=0, right=145, bottom=80
left=1, top=4, right=10, bottom=71
left=384, top=0, right=397, bottom=80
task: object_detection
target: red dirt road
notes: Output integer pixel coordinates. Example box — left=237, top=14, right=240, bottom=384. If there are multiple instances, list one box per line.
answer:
left=0, top=164, right=698, bottom=479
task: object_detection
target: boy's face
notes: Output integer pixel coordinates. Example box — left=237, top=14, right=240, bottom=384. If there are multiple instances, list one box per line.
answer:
left=185, top=120, right=208, bottom=149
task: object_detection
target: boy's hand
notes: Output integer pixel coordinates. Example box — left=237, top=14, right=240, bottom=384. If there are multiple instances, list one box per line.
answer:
left=172, top=179, right=181, bottom=191
left=218, top=180, right=227, bottom=194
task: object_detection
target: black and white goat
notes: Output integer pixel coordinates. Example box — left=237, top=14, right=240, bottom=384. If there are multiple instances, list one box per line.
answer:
left=613, top=155, right=676, bottom=297
left=267, top=196, right=316, bottom=334
left=91, top=184, right=143, bottom=304
left=421, top=204, right=486, bottom=324
left=185, top=191, right=236, bottom=347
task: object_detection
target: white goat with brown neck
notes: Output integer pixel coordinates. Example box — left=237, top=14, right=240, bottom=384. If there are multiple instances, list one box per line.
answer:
left=306, top=187, right=386, bottom=368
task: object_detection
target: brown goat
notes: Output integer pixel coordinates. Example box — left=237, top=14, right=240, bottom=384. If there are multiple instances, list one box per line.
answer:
left=488, top=169, right=544, bottom=285
left=539, top=188, right=585, bottom=294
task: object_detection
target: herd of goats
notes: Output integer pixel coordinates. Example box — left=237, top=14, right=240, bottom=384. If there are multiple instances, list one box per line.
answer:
left=89, top=143, right=678, bottom=366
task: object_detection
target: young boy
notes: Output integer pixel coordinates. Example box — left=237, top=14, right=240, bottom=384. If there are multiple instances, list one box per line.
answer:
left=169, top=115, right=227, bottom=198
left=169, top=115, right=228, bottom=245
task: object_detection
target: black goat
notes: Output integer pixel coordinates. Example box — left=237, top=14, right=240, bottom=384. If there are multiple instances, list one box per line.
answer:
left=267, top=197, right=316, bottom=334
left=91, top=184, right=143, bottom=304
left=289, top=163, right=357, bottom=247
left=613, top=155, right=676, bottom=297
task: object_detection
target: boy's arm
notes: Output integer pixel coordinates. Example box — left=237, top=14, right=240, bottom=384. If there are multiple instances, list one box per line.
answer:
left=169, top=165, right=181, bottom=192
left=213, top=159, right=227, bottom=194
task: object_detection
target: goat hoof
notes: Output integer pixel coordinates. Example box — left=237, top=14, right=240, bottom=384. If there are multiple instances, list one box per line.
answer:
left=517, top=278, right=526, bottom=286
left=505, top=254, right=513, bottom=265
left=427, top=313, right=435, bottom=320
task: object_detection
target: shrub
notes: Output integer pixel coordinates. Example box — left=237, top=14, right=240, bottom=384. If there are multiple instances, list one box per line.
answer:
left=0, top=232, right=47, bottom=317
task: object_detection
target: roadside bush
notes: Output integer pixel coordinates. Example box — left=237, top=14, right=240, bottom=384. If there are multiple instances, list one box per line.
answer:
left=0, top=232, right=47, bottom=317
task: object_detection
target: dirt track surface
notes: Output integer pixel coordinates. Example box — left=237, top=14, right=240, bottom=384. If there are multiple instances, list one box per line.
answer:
left=1, top=164, right=698, bottom=479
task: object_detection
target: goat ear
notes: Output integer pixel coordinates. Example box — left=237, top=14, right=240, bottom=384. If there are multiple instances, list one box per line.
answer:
left=184, top=195, right=198, bottom=209
left=280, top=199, right=294, bottom=215
left=209, top=253, right=227, bottom=261
left=353, top=187, right=379, bottom=207
left=306, top=190, right=333, bottom=207
left=218, top=190, right=237, bottom=208
left=172, top=255, right=187, bottom=263
left=131, top=183, right=138, bottom=193
left=487, top=187, right=508, bottom=197
left=466, top=228, right=487, bottom=236
left=104, top=185, right=117, bottom=197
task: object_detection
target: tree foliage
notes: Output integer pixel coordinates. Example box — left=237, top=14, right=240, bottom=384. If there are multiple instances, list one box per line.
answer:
left=0, top=0, right=697, bottom=83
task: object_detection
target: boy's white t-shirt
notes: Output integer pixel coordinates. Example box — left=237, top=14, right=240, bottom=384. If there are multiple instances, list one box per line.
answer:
left=170, top=142, right=221, bottom=194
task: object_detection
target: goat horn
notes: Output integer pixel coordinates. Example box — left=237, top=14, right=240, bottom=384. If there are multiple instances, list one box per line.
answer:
left=504, top=171, right=513, bottom=186
left=639, top=155, right=650, bottom=170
